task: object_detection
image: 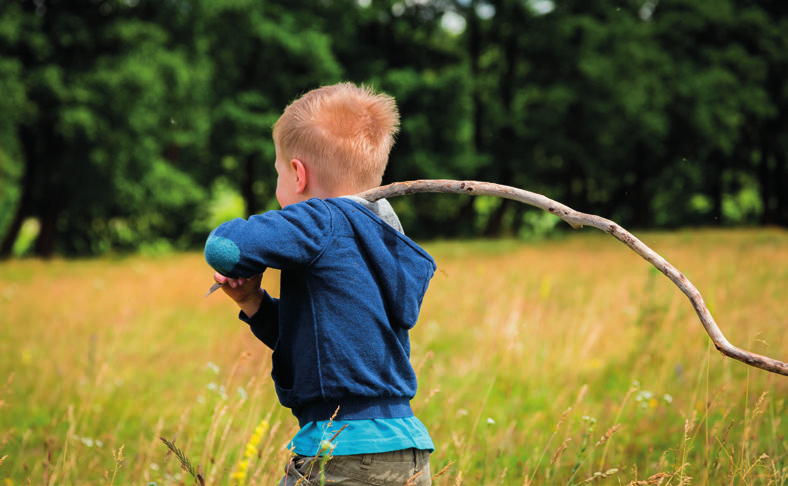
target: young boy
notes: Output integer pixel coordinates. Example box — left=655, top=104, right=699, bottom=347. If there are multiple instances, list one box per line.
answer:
left=204, top=83, right=435, bottom=485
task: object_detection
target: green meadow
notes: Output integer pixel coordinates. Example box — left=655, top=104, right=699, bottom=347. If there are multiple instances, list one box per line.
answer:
left=1, top=229, right=786, bottom=485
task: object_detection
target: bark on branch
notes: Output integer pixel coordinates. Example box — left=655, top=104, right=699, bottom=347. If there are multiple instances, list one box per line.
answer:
left=356, top=180, right=788, bottom=377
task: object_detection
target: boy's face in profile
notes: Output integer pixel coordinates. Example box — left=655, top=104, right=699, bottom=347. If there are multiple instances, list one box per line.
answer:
left=274, top=149, right=299, bottom=209
left=274, top=139, right=316, bottom=209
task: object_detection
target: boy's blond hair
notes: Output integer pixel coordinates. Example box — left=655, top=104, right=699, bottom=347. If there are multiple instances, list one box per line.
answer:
left=273, top=83, right=400, bottom=193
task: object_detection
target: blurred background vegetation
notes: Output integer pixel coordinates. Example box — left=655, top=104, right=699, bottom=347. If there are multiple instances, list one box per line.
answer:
left=1, top=0, right=787, bottom=257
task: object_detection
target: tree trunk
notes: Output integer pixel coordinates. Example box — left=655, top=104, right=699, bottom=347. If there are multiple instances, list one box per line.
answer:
left=629, top=144, right=651, bottom=228
left=241, top=153, right=257, bottom=216
left=456, top=195, right=476, bottom=227
left=510, top=201, right=527, bottom=236
left=482, top=198, right=511, bottom=237
left=33, top=203, right=59, bottom=258
left=1, top=128, right=36, bottom=258
left=776, top=151, right=787, bottom=226
left=468, top=0, right=483, bottom=152
left=758, top=147, right=775, bottom=225
left=708, top=151, right=724, bottom=225
left=0, top=200, right=30, bottom=258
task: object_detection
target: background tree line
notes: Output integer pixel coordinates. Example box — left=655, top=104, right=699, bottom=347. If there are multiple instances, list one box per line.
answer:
left=1, top=0, right=787, bottom=257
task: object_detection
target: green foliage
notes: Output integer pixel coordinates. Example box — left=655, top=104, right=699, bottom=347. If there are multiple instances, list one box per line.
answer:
left=202, top=178, right=246, bottom=232
left=1, top=0, right=788, bottom=255
left=0, top=4, right=30, bottom=240
left=10, top=218, right=38, bottom=257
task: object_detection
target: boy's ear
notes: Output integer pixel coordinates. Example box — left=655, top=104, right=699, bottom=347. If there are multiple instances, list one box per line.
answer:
left=290, top=159, right=307, bottom=194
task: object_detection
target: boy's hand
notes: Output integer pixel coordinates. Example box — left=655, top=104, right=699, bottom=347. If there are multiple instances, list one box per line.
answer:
left=213, top=272, right=265, bottom=318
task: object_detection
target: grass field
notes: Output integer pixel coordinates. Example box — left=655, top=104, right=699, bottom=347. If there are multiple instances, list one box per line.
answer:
left=1, top=229, right=786, bottom=485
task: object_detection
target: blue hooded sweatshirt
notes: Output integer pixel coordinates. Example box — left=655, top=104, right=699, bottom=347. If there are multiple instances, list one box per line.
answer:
left=205, top=197, right=436, bottom=427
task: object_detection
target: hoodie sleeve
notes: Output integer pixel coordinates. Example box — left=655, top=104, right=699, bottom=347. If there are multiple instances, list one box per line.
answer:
left=204, top=199, right=334, bottom=278
left=239, top=290, right=280, bottom=349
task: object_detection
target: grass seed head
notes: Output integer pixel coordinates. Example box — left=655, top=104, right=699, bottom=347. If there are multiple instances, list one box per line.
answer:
left=550, top=438, right=571, bottom=465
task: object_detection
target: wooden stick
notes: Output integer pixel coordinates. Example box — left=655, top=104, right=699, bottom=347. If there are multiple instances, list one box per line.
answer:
left=356, top=180, right=788, bottom=377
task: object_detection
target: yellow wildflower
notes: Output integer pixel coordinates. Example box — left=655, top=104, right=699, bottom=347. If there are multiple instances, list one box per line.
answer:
left=233, top=419, right=270, bottom=485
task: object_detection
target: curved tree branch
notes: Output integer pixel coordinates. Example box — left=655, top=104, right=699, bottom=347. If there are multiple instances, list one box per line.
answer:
left=356, top=180, right=788, bottom=377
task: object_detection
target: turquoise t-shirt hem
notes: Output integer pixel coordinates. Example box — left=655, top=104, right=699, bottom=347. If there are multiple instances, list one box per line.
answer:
left=289, top=417, right=434, bottom=456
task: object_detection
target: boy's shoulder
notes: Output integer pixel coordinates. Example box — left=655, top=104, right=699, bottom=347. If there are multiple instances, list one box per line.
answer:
left=326, top=196, right=436, bottom=266
left=277, top=197, right=433, bottom=266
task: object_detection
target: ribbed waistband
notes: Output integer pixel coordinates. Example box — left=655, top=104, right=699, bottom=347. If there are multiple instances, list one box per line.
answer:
left=295, top=397, right=413, bottom=428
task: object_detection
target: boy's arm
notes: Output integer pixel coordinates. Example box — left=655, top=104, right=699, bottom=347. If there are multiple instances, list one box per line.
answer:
left=213, top=272, right=280, bottom=349
left=204, top=200, right=332, bottom=349
left=204, top=199, right=333, bottom=278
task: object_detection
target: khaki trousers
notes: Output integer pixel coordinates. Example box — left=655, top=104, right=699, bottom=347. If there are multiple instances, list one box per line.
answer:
left=278, top=448, right=431, bottom=486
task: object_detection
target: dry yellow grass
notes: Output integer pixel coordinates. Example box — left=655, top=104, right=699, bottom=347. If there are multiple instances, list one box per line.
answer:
left=1, top=228, right=786, bottom=485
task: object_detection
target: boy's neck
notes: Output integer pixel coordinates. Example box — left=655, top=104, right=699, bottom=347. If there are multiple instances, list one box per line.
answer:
left=309, top=184, right=361, bottom=200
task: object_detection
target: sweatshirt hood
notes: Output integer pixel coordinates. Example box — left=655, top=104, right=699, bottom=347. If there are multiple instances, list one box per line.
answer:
left=331, top=197, right=436, bottom=329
